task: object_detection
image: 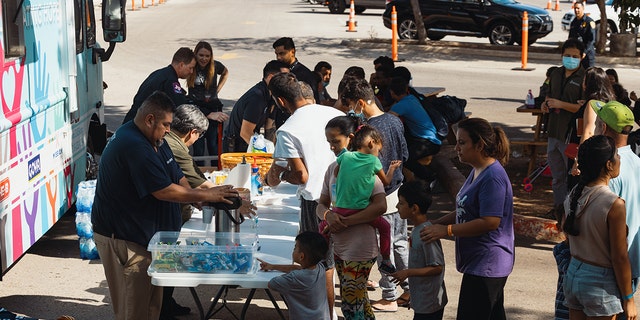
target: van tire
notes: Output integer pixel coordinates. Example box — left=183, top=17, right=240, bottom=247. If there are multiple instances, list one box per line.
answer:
left=328, top=0, right=346, bottom=14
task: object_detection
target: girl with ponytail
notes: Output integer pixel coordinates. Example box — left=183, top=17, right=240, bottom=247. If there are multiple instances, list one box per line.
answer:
left=562, top=135, right=636, bottom=319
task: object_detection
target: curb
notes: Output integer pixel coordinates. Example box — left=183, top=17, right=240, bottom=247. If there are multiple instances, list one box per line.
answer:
left=432, top=145, right=565, bottom=242
left=341, top=39, right=640, bottom=66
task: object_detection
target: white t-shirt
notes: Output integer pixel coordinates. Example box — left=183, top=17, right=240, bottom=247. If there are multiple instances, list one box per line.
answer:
left=274, top=104, right=344, bottom=201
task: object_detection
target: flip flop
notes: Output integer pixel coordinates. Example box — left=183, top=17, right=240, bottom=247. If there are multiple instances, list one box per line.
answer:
left=371, top=301, right=398, bottom=312
left=366, top=280, right=379, bottom=290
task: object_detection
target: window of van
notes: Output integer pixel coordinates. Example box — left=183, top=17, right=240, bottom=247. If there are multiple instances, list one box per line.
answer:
left=2, top=0, right=26, bottom=58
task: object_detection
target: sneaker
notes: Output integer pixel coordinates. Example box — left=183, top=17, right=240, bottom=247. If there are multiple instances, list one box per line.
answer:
left=378, top=259, right=396, bottom=274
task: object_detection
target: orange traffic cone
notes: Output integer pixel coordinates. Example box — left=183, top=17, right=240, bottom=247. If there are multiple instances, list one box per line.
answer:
left=553, top=0, right=560, bottom=11
left=346, top=0, right=357, bottom=32
left=545, top=0, right=552, bottom=9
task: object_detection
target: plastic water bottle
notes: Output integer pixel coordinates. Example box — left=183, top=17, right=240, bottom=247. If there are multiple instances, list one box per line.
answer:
left=250, top=159, right=263, bottom=197
left=525, top=89, right=535, bottom=108
left=75, top=212, right=93, bottom=238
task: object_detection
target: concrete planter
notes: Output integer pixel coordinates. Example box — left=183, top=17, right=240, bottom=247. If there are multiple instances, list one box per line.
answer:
left=609, top=33, right=637, bottom=57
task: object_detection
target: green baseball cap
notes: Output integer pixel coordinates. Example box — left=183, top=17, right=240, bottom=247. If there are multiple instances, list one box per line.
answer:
left=589, top=100, right=635, bottom=134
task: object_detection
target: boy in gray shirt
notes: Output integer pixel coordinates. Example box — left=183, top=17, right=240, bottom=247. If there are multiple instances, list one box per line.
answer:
left=258, top=231, right=330, bottom=319
left=392, top=180, right=447, bottom=319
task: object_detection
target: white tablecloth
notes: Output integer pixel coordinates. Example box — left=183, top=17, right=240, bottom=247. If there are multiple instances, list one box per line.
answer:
left=149, top=183, right=301, bottom=289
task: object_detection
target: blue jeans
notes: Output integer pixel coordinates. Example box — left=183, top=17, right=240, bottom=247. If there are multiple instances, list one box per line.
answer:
left=378, top=212, right=410, bottom=300
left=564, top=258, right=623, bottom=316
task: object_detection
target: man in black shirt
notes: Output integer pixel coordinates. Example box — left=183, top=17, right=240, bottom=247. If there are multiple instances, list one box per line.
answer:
left=223, top=60, right=290, bottom=152
left=122, top=48, right=196, bottom=124
left=568, top=1, right=595, bottom=69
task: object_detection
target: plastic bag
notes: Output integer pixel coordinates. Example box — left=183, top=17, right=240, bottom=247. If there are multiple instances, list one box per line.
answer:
left=247, top=133, right=274, bottom=153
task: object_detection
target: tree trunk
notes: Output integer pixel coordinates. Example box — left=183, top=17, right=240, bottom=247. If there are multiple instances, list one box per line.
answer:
left=596, top=0, right=608, bottom=54
left=410, top=0, right=427, bottom=44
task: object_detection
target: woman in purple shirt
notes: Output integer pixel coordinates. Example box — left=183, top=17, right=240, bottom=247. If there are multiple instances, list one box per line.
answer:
left=420, top=117, right=514, bottom=320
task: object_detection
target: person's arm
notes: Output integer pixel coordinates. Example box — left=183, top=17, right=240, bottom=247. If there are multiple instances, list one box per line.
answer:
left=331, top=193, right=386, bottom=228
left=257, top=258, right=301, bottom=273
left=376, top=160, right=402, bottom=186
left=279, top=158, right=307, bottom=185
left=608, top=199, right=637, bottom=320
left=216, top=66, right=229, bottom=94
left=178, top=176, right=191, bottom=189
left=198, top=180, right=216, bottom=189
left=391, top=265, right=443, bottom=284
left=580, top=102, right=597, bottom=144
left=240, top=120, right=258, bottom=144
left=151, top=183, right=237, bottom=204
left=545, top=98, right=581, bottom=113
left=420, top=216, right=501, bottom=243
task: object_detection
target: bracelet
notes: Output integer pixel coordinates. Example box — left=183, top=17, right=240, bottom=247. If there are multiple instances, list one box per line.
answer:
left=447, top=224, right=454, bottom=237
left=278, top=170, right=287, bottom=181
left=323, top=210, right=330, bottom=221
left=623, top=292, right=635, bottom=300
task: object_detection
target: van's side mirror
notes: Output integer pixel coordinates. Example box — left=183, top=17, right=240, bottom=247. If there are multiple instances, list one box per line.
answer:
left=102, top=0, right=126, bottom=42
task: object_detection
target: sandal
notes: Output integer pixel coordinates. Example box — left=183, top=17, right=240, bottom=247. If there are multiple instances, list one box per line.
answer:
left=366, top=280, right=379, bottom=291
left=396, top=292, right=411, bottom=308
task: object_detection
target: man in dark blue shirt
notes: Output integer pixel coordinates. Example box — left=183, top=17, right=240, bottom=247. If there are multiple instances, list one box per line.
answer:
left=93, top=91, right=238, bottom=320
left=122, top=48, right=196, bottom=124
left=223, top=60, right=289, bottom=152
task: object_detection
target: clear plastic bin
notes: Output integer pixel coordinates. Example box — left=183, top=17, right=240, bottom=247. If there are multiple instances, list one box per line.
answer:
left=148, top=231, right=258, bottom=274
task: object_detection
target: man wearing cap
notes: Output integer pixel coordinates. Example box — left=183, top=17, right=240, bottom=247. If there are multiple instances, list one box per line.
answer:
left=591, top=100, right=640, bottom=307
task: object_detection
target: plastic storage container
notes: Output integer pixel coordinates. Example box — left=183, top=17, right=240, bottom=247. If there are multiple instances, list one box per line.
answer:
left=148, top=231, right=258, bottom=274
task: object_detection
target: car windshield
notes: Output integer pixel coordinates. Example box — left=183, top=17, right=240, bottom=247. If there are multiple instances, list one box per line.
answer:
left=491, top=0, right=518, bottom=4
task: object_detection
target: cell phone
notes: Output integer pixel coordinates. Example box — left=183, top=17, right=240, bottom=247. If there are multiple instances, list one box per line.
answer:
left=378, top=263, right=396, bottom=274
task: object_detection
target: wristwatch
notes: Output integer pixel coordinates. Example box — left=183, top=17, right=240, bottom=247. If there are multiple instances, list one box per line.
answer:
left=278, top=170, right=287, bottom=181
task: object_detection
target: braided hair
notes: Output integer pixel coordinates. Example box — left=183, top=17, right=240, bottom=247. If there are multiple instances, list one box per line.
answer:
left=563, top=135, right=617, bottom=236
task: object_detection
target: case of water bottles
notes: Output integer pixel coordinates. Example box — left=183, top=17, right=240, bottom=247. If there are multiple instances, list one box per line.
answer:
left=148, top=231, right=258, bottom=275
left=75, top=180, right=99, bottom=260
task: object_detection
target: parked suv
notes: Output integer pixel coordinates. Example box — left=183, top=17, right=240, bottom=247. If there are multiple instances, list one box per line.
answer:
left=382, top=0, right=553, bottom=45
left=324, top=0, right=387, bottom=14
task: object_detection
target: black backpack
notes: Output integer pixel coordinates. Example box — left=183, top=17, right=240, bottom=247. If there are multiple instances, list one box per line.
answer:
left=409, top=88, right=459, bottom=141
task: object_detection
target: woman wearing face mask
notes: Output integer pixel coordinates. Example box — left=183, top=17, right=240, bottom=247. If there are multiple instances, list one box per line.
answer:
left=187, top=41, right=229, bottom=165
left=541, top=38, right=586, bottom=221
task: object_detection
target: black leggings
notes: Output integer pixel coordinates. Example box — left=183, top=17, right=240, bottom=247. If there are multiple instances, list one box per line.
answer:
left=457, top=273, right=508, bottom=320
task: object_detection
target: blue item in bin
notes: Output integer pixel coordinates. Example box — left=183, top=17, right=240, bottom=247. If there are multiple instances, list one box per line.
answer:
left=149, top=232, right=257, bottom=274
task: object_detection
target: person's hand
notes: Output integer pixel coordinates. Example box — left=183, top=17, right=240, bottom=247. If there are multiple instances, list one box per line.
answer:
left=391, top=269, right=409, bottom=284
left=420, top=224, right=448, bottom=243
left=207, top=112, right=229, bottom=122
left=570, top=161, right=581, bottom=176
left=630, top=91, right=638, bottom=102
left=624, top=298, right=637, bottom=320
left=541, top=100, right=550, bottom=113
left=325, top=210, right=348, bottom=233
left=257, top=258, right=274, bottom=271
left=390, top=160, right=402, bottom=170
left=545, top=98, right=561, bottom=111
left=207, top=185, right=238, bottom=204
left=239, top=199, right=257, bottom=217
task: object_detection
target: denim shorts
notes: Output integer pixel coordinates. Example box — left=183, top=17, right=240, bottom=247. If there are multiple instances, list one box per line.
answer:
left=563, top=258, right=623, bottom=316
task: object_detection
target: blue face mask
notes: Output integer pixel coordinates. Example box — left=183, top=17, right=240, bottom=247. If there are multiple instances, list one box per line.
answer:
left=323, top=81, right=330, bottom=88
left=347, top=109, right=365, bottom=121
left=562, top=56, right=581, bottom=70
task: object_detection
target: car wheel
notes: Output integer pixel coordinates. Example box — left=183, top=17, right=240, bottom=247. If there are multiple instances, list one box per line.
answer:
left=427, top=33, right=445, bottom=41
left=398, top=18, right=418, bottom=39
left=594, top=20, right=618, bottom=43
left=328, top=0, right=346, bottom=14
left=355, top=5, right=366, bottom=14
left=488, top=22, right=516, bottom=45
